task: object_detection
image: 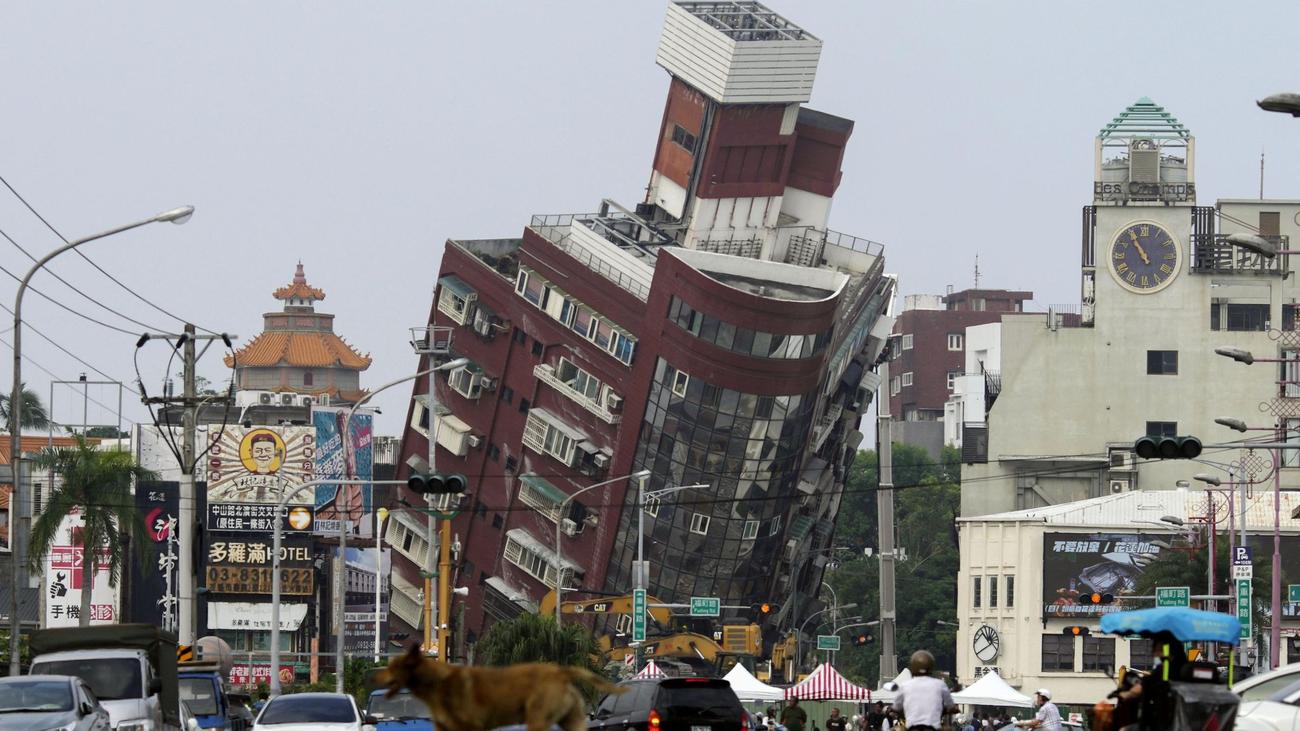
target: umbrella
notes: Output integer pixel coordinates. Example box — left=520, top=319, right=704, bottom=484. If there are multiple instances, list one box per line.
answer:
left=1099, top=607, right=1241, bottom=645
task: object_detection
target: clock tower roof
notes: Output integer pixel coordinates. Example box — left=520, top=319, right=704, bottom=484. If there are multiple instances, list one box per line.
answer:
left=1099, top=97, right=1191, bottom=140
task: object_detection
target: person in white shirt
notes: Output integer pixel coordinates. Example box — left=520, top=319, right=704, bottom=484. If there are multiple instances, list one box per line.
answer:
left=890, top=651, right=955, bottom=731
left=1015, top=689, right=1062, bottom=731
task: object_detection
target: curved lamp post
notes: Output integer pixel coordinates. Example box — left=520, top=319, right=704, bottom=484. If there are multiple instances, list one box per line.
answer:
left=554, top=470, right=650, bottom=625
left=8, top=205, right=193, bottom=674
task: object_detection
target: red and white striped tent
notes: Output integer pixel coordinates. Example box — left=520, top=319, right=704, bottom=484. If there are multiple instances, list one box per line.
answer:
left=635, top=660, right=668, bottom=679
left=785, top=663, right=872, bottom=701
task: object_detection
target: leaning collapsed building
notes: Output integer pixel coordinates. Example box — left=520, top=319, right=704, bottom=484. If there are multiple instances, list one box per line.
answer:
left=391, top=2, right=897, bottom=655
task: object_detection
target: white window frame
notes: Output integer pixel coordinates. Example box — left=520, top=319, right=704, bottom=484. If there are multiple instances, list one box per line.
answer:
left=902, top=372, right=914, bottom=387
left=504, top=534, right=576, bottom=587
left=448, top=366, right=483, bottom=399
left=437, top=284, right=476, bottom=326
left=689, top=512, right=711, bottom=536
left=518, top=480, right=563, bottom=523
left=671, top=370, right=690, bottom=397
left=643, top=495, right=661, bottom=518
left=901, top=333, right=914, bottom=350
left=557, top=357, right=603, bottom=405
left=521, top=411, right=581, bottom=466
left=769, top=514, right=783, bottom=537
left=515, top=269, right=549, bottom=309
left=615, top=614, right=633, bottom=635
left=948, top=333, right=963, bottom=351
left=610, top=330, right=636, bottom=365
left=947, top=371, right=959, bottom=391
left=742, top=520, right=760, bottom=540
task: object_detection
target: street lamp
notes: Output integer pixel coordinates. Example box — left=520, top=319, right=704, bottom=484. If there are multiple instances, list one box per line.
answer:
left=1257, top=93, right=1300, bottom=117
left=1215, top=347, right=1255, bottom=365
left=1216, top=417, right=1249, bottom=433
left=7, top=205, right=194, bottom=675
left=555, top=470, right=651, bottom=625
left=333, top=359, right=466, bottom=692
left=634, top=481, right=708, bottom=593
left=1193, top=473, right=1221, bottom=487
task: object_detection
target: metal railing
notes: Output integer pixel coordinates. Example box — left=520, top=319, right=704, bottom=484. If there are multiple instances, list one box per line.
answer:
left=1192, top=234, right=1288, bottom=275
left=527, top=214, right=653, bottom=301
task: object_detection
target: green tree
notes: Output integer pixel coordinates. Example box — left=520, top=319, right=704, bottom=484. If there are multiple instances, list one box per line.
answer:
left=84, top=426, right=129, bottom=439
left=27, top=436, right=156, bottom=626
left=0, top=384, right=50, bottom=431
left=824, top=445, right=961, bottom=687
left=477, top=613, right=604, bottom=671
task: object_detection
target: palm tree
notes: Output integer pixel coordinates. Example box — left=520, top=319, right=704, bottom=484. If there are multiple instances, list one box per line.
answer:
left=0, top=384, right=50, bottom=431
left=476, top=613, right=605, bottom=671
left=27, top=435, right=156, bottom=626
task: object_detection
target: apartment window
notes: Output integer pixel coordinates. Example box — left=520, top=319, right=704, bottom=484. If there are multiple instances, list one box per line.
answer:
left=1083, top=636, right=1116, bottom=672
left=448, top=365, right=482, bottom=399
left=504, top=456, right=518, bottom=473
left=1260, top=211, right=1281, bottom=237
left=671, top=370, right=690, bottom=398
left=515, top=269, right=548, bottom=308
left=890, top=377, right=900, bottom=396
left=1212, top=303, right=1269, bottom=332
left=1147, top=350, right=1178, bottom=375
left=491, top=513, right=504, bottom=529
left=742, top=520, right=760, bottom=540
left=643, top=495, right=661, bottom=518
left=500, top=385, right=514, bottom=404
left=974, top=298, right=987, bottom=312
left=570, top=305, right=595, bottom=339
left=303, top=370, right=314, bottom=386
left=488, top=444, right=501, bottom=462
left=947, top=370, right=959, bottom=391
left=518, top=475, right=566, bottom=523
left=902, top=372, right=914, bottom=387
left=689, top=513, right=711, bottom=536
left=1042, top=634, right=1075, bottom=672
left=557, top=357, right=604, bottom=404
left=901, top=333, right=914, bottom=351
left=519, top=398, right=530, bottom=413
left=504, top=534, right=557, bottom=585
left=522, top=409, right=583, bottom=466
left=531, top=340, right=544, bottom=357
left=1006, top=576, right=1015, bottom=607
left=670, top=124, right=698, bottom=154
left=769, top=514, right=783, bottom=537
left=948, top=333, right=963, bottom=351
left=989, top=576, right=998, bottom=608
left=512, top=327, right=527, bottom=345
left=973, top=577, right=982, bottom=608
left=1129, top=639, right=1153, bottom=665
left=610, top=331, right=637, bottom=365
left=437, top=278, right=476, bottom=325
left=1146, top=421, right=1177, bottom=438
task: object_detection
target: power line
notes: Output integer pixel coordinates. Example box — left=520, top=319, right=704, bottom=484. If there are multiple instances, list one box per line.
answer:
left=0, top=225, right=168, bottom=334
left=0, top=257, right=140, bottom=336
left=0, top=173, right=221, bottom=335
left=0, top=301, right=140, bottom=396
left=0, top=335, right=125, bottom=416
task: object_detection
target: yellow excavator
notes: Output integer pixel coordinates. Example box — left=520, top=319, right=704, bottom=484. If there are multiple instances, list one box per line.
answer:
left=539, top=591, right=770, bottom=678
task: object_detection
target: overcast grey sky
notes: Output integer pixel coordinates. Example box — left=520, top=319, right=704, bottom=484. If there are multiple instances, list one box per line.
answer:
left=4, top=1, right=1300, bottom=437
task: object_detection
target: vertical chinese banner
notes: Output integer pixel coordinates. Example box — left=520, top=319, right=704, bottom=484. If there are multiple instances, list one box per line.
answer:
left=43, top=511, right=120, bottom=627
left=312, top=409, right=373, bottom=537
left=130, top=481, right=181, bottom=630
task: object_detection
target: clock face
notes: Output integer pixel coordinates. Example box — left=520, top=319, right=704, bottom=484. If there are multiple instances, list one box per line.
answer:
left=1108, top=221, right=1181, bottom=294
left=973, top=624, right=1000, bottom=663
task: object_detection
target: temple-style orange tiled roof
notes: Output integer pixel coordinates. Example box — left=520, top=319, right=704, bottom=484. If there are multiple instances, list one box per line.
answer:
left=0, top=435, right=102, bottom=464
left=273, top=262, right=326, bottom=301
left=225, top=331, right=372, bottom=369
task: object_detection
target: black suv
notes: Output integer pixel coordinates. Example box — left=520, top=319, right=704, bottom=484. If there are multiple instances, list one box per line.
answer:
left=589, top=677, right=748, bottom=731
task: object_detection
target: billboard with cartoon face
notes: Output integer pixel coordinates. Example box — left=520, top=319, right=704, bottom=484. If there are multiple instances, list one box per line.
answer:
left=206, top=426, right=315, bottom=504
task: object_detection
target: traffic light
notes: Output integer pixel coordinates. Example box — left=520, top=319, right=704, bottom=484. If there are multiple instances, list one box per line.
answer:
left=1062, top=626, right=1090, bottom=636
left=852, top=634, right=873, bottom=647
left=1079, top=592, right=1115, bottom=606
left=1134, top=435, right=1202, bottom=460
left=751, top=602, right=778, bottom=619
left=408, top=472, right=468, bottom=495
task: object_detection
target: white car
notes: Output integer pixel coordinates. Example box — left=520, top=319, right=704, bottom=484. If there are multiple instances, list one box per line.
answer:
left=254, top=692, right=378, bottom=731
left=1234, top=663, right=1300, bottom=702
left=1234, top=679, right=1300, bottom=731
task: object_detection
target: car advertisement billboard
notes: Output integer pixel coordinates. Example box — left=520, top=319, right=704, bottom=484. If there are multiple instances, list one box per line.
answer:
left=1042, top=532, right=1167, bottom=618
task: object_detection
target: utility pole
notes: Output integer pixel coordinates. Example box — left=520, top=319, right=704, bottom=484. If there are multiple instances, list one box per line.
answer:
left=424, top=371, right=438, bottom=655
left=876, top=361, right=898, bottom=681
left=140, top=325, right=235, bottom=646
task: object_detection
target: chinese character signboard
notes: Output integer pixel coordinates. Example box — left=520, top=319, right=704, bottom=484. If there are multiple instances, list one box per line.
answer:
left=206, top=503, right=314, bottom=533
left=205, top=534, right=314, bottom=596
left=229, top=664, right=299, bottom=688
left=207, top=426, right=314, bottom=504
left=1042, top=532, right=1164, bottom=618
left=208, top=602, right=308, bottom=632
left=129, top=481, right=187, bottom=630
left=313, top=409, right=373, bottom=537
left=0, top=482, right=10, bottom=553
left=43, top=511, right=121, bottom=627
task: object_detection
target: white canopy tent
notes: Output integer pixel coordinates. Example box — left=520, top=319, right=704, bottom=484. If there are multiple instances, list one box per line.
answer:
left=635, top=660, right=667, bottom=679
left=951, top=671, right=1033, bottom=708
left=723, top=664, right=785, bottom=702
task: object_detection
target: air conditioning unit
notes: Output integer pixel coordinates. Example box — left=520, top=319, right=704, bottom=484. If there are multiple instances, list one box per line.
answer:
left=259, top=393, right=273, bottom=405
left=301, top=396, right=313, bottom=408
left=607, top=393, right=624, bottom=412
left=1110, top=479, right=1130, bottom=494
left=466, top=434, right=483, bottom=449
left=319, top=393, right=330, bottom=406
left=479, top=377, right=497, bottom=392
left=280, top=394, right=295, bottom=405
left=1109, top=450, right=1135, bottom=470
left=560, top=518, right=580, bottom=537
left=592, top=453, right=611, bottom=469
left=583, top=514, right=599, bottom=528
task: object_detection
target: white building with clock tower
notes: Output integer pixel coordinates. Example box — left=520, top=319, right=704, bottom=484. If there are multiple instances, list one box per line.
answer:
left=954, top=97, right=1300, bottom=706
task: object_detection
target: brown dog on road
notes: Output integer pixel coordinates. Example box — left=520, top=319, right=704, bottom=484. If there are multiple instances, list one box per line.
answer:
left=377, top=644, right=625, bottom=731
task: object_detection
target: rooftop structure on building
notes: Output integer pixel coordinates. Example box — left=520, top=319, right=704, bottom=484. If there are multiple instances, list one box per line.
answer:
left=222, top=263, right=372, bottom=422
left=390, top=0, right=897, bottom=660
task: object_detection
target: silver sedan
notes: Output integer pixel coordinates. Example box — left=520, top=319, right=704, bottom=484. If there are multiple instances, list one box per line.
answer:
left=0, top=675, right=111, bottom=731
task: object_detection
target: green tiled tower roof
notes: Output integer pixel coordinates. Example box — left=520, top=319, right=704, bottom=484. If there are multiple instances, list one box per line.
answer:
left=1099, top=97, right=1190, bottom=140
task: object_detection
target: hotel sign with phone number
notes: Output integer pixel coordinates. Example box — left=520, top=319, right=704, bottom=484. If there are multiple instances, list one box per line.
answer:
left=206, top=566, right=314, bottom=595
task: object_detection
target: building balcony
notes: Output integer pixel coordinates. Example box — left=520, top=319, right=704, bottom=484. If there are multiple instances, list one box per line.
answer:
left=810, top=403, right=844, bottom=452
left=1192, top=234, right=1288, bottom=275
left=533, top=364, right=621, bottom=424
